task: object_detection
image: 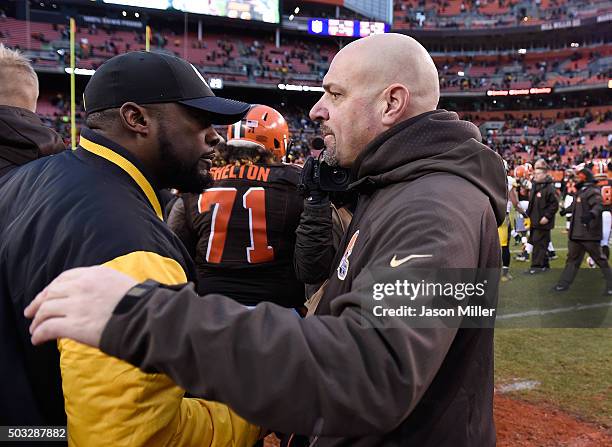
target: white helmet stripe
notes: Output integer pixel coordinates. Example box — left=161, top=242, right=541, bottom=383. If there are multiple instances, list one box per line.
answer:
left=233, top=121, right=242, bottom=139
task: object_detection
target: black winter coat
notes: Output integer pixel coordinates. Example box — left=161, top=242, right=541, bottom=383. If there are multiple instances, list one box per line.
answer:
left=527, top=178, right=558, bottom=230
left=569, top=183, right=603, bottom=241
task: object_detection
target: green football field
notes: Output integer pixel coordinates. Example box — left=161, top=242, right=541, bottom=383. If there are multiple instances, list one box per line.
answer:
left=494, top=212, right=612, bottom=427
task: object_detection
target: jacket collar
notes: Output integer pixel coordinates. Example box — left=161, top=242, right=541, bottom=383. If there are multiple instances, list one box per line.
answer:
left=349, top=110, right=482, bottom=187
left=0, top=105, right=66, bottom=177
left=78, top=128, right=163, bottom=220
left=346, top=110, right=507, bottom=226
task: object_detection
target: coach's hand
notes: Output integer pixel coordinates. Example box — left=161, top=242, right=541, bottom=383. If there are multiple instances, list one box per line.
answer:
left=24, top=266, right=137, bottom=347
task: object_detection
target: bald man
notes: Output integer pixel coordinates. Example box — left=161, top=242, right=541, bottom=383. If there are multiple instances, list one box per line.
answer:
left=26, top=34, right=506, bottom=446
left=0, top=43, right=64, bottom=179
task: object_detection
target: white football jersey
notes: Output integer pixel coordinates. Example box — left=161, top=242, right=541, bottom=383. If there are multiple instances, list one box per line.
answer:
left=506, top=175, right=516, bottom=214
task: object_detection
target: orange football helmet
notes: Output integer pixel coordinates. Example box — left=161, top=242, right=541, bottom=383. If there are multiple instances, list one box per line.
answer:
left=514, top=164, right=533, bottom=179
left=227, top=105, right=290, bottom=160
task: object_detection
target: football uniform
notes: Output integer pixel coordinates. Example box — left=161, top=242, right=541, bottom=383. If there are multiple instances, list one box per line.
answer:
left=181, top=163, right=305, bottom=307
left=498, top=175, right=515, bottom=247
left=563, top=179, right=577, bottom=230
left=597, top=177, right=612, bottom=249
left=515, top=178, right=531, bottom=232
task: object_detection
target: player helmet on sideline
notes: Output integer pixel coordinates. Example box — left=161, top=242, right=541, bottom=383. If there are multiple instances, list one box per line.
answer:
left=227, top=104, right=291, bottom=161
left=514, top=163, right=533, bottom=179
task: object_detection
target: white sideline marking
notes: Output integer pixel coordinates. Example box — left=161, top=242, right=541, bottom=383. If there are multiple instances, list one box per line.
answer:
left=510, top=247, right=568, bottom=254
left=497, top=302, right=612, bottom=320
left=497, top=380, right=540, bottom=393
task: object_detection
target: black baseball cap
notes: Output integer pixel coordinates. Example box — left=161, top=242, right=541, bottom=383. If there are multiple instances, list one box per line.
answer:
left=83, top=51, right=250, bottom=125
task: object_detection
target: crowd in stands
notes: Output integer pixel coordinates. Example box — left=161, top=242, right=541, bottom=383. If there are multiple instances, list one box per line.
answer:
left=461, top=107, right=612, bottom=170
left=36, top=93, right=320, bottom=164
left=3, top=2, right=609, bottom=168
left=394, top=0, right=611, bottom=30
left=0, top=16, right=337, bottom=85
left=1, top=16, right=610, bottom=94
left=2, top=0, right=612, bottom=96
left=435, top=45, right=612, bottom=92
left=36, top=87, right=610, bottom=170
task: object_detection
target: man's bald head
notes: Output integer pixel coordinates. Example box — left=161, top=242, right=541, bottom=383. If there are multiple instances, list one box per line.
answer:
left=0, top=44, right=39, bottom=112
left=309, top=33, right=440, bottom=167
left=331, top=33, right=440, bottom=117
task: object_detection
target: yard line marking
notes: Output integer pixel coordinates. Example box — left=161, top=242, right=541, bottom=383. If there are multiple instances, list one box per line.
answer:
left=510, top=248, right=568, bottom=254
left=497, top=380, right=541, bottom=393
left=497, top=302, right=612, bottom=320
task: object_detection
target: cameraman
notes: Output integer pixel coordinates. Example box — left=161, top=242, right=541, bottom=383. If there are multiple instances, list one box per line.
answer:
left=295, top=140, right=354, bottom=302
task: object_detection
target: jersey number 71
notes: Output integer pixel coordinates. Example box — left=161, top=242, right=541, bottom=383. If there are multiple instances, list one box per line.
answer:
left=198, top=187, right=274, bottom=264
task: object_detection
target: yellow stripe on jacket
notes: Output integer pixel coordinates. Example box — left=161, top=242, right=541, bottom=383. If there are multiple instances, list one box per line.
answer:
left=57, top=251, right=261, bottom=446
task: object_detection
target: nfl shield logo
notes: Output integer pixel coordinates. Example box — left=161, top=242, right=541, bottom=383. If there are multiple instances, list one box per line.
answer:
left=311, top=20, right=324, bottom=34
left=337, top=230, right=359, bottom=281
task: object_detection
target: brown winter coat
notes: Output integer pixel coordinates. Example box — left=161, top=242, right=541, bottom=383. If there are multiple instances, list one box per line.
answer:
left=99, top=110, right=507, bottom=446
left=0, top=106, right=65, bottom=179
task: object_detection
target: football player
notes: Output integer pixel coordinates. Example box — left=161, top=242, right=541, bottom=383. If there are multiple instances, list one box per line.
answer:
left=561, top=169, right=578, bottom=234
left=514, top=163, right=533, bottom=261
left=534, top=158, right=558, bottom=260
left=169, top=105, right=305, bottom=309
left=499, top=161, right=527, bottom=281
left=593, top=160, right=611, bottom=259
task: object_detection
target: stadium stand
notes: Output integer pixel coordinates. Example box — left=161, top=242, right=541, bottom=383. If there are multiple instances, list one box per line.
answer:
left=1, top=16, right=610, bottom=92
left=393, top=0, right=611, bottom=30
left=0, top=0, right=609, bottom=166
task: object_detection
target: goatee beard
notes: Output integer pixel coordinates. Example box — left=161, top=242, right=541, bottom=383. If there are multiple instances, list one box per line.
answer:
left=180, top=166, right=213, bottom=193
left=158, top=128, right=213, bottom=193
left=322, top=149, right=339, bottom=167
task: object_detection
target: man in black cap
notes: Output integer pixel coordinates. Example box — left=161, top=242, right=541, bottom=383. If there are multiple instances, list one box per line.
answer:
left=0, top=52, right=261, bottom=445
left=555, top=168, right=612, bottom=294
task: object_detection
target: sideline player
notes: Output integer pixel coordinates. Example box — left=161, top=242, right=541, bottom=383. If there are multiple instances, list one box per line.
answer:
left=169, top=105, right=305, bottom=309
left=587, top=161, right=612, bottom=266
left=500, top=161, right=527, bottom=281
left=514, top=163, right=533, bottom=261
left=561, top=169, right=578, bottom=234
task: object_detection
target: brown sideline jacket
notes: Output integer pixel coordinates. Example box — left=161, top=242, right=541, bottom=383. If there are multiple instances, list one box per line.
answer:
left=99, top=110, right=507, bottom=446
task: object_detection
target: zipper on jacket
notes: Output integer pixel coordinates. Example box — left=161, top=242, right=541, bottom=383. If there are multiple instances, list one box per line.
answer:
left=308, top=435, right=319, bottom=447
